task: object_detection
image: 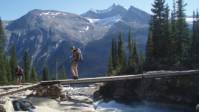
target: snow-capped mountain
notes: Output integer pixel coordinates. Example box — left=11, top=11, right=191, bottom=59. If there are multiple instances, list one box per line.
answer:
left=5, top=4, right=151, bottom=77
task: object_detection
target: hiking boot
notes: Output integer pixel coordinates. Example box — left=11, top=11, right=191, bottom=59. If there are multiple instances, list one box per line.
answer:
left=73, top=76, right=78, bottom=80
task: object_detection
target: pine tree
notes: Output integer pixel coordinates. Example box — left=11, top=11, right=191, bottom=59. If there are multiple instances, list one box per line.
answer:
left=145, top=30, right=155, bottom=71
left=162, top=4, right=171, bottom=64
left=189, top=11, right=199, bottom=68
left=117, top=33, right=126, bottom=70
left=131, top=40, right=139, bottom=73
left=169, top=0, right=177, bottom=66
left=0, top=18, right=5, bottom=54
left=58, top=65, right=67, bottom=79
left=138, top=54, right=145, bottom=73
left=151, top=0, right=166, bottom=63
left=10, top=45, right=17, bottom=81
left=128, top=29, right=133, bottom=66
left=0, top=61, right=8, bottom=84
left=23, top=50, right=31, bottom=82
left=42, top=66, right=49, bottom=81
left=108, top=51, right=113, bottom=75
left=5, top=57, right=12, bottom=82
left=175, top=0, right=189, bottom=66
left=0, top=18, right=7, bottom=84
left=111, top=38, right=118, bottom=69
left=30, top=67, right=38, bottom=82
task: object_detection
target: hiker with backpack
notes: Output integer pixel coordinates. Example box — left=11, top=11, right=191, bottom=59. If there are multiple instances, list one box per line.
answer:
left=70, top=46, right=83, bottom=79
left=16, top=65, right=24, bottom=84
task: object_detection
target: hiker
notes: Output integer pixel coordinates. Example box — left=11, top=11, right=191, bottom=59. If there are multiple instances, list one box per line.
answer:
left=16, top=65, right=24, bottom=85
left=70, top=46, right=83, bottom=79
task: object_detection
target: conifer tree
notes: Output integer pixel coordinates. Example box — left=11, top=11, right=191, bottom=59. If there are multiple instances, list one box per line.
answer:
left=5, top=57, right=12, bottom=82
left=145, top=30, right=155, bottom=70
left=0, top=61, right=7, bottom=84
left=10, top=45, right=17, bottom=81
left=138, top=54, right=145, bottom=73
left=30, top=67, right=38, bottom=82
left=58, top=65, right=67, bottom=79
left=0, top=18, right=7, bottom=84
left=131, top=40, right=139, bottom=73
left=189, top=11, right=199, bottom=68
left=117, top=33, right=126, bottom=70
left=163, top=4, right=171, bottom=64
left=175, top=0, right=189, bottom=65
left=151, top=0, right=166, bottom=63
left=0, top=18, right=5, bottom=54
left=42, top=66, right=49, bottom=81
left=169, top=0, right=177, bottom=65
left=108, top=51, right=113, bottom=75
left=23, top=50, right=31, bottom=82
left=111, top=38, right=118, bottom=69
left=128, top=29, right=133, bottom=66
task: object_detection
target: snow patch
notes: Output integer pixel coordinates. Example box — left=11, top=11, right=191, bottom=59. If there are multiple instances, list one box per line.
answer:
left=86, top=15, right=121, bottom=26
left=87, top=18, right=100, bottom=23
left=39, top=12, right=67, bottom=17
left=85, top=26, right=89, bottom=31
left=96, top=15, right=122, bottom=26
left=55, top=40, right=63, bottom=48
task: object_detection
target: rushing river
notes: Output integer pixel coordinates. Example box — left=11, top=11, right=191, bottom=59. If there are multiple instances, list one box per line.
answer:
left=94, top=100, right=195, bottom=112
left=64, top=84, right=195, bottom=112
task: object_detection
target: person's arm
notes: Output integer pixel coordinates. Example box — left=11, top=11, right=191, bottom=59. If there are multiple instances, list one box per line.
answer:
left=15, top=68, right=18, bottom=74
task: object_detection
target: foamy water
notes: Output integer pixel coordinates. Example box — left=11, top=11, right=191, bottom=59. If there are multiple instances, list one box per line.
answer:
left=95, top=100, right=194, bottom=112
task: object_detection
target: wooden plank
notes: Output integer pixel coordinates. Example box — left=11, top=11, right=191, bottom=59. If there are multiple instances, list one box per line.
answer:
left=41, top=70, right=198, bottom=85
left=0, top=83, right=40, bottom=97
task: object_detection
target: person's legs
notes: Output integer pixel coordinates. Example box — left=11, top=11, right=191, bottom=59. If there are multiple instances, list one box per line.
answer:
left=71, top=62, right=76, bottom=78
left=16, top=77, right=19, bottom=85
left=74, top=63, right=78, bottom=77
left=19, top=75, right=22, bottom=84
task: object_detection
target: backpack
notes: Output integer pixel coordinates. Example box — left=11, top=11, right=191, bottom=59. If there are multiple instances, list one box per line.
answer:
left=77, top=48, right=83, bottom=61
left=19, top=68, right=23, bottom=75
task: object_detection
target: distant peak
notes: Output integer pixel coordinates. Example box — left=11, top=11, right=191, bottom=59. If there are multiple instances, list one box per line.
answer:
left=128, top=6, right=137, bottom=10
left=109, top=3, right=124, bottom=9
left=88, top=4, right=126, bottom=14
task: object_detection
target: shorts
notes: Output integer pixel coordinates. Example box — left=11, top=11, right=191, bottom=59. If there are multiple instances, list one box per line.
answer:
left=71, top=61, right=78, bottom=66
left=17, top=75, right=22, bottom=80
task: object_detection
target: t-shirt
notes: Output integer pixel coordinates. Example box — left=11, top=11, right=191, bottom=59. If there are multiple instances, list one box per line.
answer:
left=72, top=50, right=79, bottom=62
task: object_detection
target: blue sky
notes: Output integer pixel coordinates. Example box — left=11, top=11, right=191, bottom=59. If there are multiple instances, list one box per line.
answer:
left=0, top=0, right=199, bottom=20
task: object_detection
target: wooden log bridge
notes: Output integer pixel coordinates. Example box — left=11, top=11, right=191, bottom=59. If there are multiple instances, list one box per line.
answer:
left=0, top=70, right=198, bottom=97
left=41, top=70, right=198, bottom=85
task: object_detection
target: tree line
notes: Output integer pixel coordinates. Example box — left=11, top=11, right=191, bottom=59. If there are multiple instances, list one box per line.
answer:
left=108, top=0, right=199, bottom=75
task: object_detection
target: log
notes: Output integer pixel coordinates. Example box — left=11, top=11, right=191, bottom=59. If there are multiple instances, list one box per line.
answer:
left=41, top=70, right=198, bottom=85
left=0, top=83, right=40, bottom=97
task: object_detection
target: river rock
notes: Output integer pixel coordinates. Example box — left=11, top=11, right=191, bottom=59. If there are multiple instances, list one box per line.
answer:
left=0, top=105, right=6, bottom=112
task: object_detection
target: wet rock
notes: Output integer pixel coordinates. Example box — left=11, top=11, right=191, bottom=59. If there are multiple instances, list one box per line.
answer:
left=60, top=93, right=71, bottom=101
left=33, top=84, right=62, bottom=98
left=0, top=105, right=6, bottom=112
left=12, top=99, right=35, bottom=111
